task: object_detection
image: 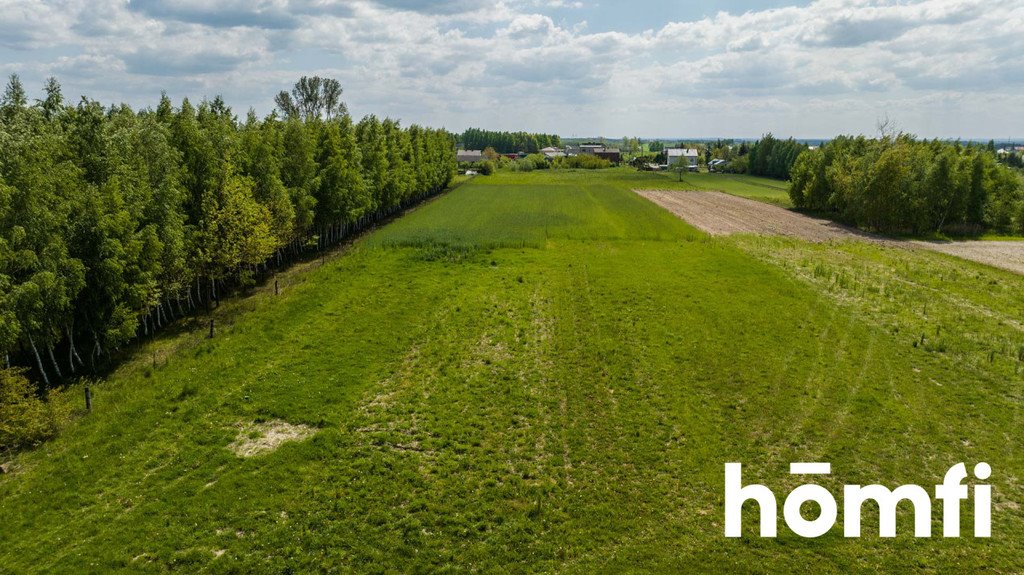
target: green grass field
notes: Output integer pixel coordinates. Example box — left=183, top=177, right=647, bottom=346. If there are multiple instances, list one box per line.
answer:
left=1, top=169, right=1022, bottom=573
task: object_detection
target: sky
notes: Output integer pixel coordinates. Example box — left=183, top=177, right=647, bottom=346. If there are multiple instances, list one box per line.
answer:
left=1, top=0, right=1022, bottom=139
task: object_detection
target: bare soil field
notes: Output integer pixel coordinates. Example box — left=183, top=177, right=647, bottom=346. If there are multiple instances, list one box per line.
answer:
left=638, top=189, right=1024, bottom=275
left=921, top=241, right=1024, bottom=275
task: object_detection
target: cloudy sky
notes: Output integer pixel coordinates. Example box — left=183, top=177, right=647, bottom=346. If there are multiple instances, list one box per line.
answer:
left=1, top=0, right=1022, bottom=139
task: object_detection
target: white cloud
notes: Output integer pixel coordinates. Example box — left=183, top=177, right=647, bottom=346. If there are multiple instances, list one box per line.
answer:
left=0, top=0, right=1021, bottom=137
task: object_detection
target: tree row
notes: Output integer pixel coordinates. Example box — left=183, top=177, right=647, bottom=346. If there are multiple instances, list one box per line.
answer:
left=459, top=128, right=561, bottom=154
left=790, top=135, right=1022, bottom=234
left=0, top=75, right=457, bottom=388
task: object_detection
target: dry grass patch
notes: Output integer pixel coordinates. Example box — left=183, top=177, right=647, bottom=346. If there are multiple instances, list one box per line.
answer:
left=227, top=420, right=316, bottom=457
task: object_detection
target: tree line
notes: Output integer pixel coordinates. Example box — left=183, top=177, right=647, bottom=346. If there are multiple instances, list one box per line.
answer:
left=459, top=128, right=561, bottom=154
left=743, top=134, right=807, bottom=179
left=789, top=134, right=1023, bottom=234
left=0, top=74, right=456, bottom=413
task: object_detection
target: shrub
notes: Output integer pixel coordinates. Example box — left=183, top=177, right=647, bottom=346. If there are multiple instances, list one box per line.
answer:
left=721, top=155, right=748, bottom=174
left=477, top=160, right=495, bottom=175
left=0, top=368, right=59, bottom=453
left=525, top=154, right=550, bottom=170
left=510, top=159, right=534, bottom=172
left=554, top=155, right=611, bottom=170
left=1015, top=200, right=1024, bottom=235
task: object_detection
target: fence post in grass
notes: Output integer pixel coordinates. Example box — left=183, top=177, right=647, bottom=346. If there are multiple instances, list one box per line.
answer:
left=208, top=319, right=215, bottom=339
left=84, top=385, right=91, bottom=412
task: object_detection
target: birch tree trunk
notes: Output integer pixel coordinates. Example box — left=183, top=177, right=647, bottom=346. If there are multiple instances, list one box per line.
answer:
left=47, top=342, right=63, bottom=379
left=28, top=332, right=50, bottom=387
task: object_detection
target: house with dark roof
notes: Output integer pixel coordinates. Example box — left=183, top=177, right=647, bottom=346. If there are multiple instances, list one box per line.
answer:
left=577, top=143, right=622, bottom=163
left=594, top=148, right=621, bottom=163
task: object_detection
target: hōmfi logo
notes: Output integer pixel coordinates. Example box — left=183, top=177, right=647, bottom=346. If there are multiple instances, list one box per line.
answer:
left=724, top=462, right=991, bottom=538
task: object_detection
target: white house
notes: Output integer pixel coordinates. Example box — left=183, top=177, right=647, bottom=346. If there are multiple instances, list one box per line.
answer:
left=666, top=148, right=700, bottom=169
left=538, top=146, right=566, bottom=160
left=457, top=150, right=484, bottom=163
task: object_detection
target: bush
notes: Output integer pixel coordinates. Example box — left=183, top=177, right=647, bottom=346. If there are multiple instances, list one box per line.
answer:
left=477, top=160, right=495, bottom=175
left=524, top=154, right=549, bottom=170
left=510, top=159, right=534, bottom=172
left=721, top=155, right=748, bottom=174
left=0, top=368, right=59, bottom=453
left=554, top=155, right=611, bottom=170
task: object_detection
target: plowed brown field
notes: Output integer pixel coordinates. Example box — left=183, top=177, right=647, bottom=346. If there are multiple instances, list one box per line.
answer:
left=638, top=189, right=1024, bottom=275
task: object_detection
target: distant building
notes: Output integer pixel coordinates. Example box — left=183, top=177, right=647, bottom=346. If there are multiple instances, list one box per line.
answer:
left=538, top=146, right=568, bottom=160
left=457, top=150, right=484, bottom=163
left=666, top=148, right=700, bottom=169
left=576, top=142, right=621, bottom=163
left=595, top=148, right=622, bottom=163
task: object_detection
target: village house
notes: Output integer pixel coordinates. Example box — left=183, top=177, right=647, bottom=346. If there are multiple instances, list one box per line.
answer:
left=594, top=148, right=621, bottom=162
left=540, top=146, right=566, bottom=160
left=457, top=150, right=484, bottom=163
left=666, top=148, right=700, bottom=170
left=577, top=142, right=621, bottom=163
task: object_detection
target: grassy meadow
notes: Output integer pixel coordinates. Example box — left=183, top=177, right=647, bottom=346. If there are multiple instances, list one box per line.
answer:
left=1, top=168, right=1022, bottom=573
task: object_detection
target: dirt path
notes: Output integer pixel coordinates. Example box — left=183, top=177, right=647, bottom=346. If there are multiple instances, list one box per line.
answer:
left=637, top=190, right=1024, bottom=275
left=921, top=241, right=1024, bottom=275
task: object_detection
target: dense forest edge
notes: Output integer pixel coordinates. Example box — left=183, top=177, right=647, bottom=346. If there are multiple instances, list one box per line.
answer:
left=0, top=75, right=456, bottom=453
left=789, top=134, right=1023, bottom=235
left=459, top=128, right=561, bottom=154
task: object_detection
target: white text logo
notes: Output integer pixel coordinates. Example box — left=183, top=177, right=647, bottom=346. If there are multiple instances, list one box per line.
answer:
left=724, top=462, right=991, bottom=538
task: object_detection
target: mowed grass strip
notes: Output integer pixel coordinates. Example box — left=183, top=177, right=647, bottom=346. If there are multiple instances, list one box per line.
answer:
left=370, top=180, right=698, bottom=249
left=0, top=169, right=1021, bottom=573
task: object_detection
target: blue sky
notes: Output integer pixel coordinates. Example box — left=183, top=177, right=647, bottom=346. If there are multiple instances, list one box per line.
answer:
left=1, top=0, right=1021, bottom=139
left=553, top=1, right=811, bottom=33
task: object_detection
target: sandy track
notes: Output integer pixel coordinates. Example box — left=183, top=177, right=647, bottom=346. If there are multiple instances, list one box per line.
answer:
left=638, top=190, right=888, bottom=242
left=922, top=241, right=1024, bottom=275
left=638, top=189, right=1024, bottom=275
